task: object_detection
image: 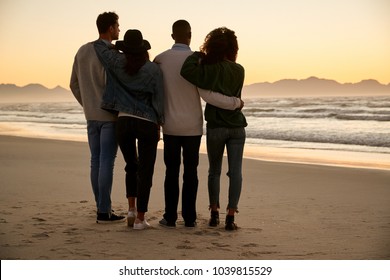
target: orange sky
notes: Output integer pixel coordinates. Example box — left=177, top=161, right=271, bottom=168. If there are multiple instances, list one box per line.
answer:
left=0, top=0, right=389, bottom=89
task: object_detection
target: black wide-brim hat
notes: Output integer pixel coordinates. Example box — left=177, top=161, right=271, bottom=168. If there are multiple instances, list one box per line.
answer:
left=116, top=29, right=151, bottom=54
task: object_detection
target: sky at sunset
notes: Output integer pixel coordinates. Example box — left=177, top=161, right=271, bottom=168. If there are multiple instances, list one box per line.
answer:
left=0, top=0, right=389, bottom=89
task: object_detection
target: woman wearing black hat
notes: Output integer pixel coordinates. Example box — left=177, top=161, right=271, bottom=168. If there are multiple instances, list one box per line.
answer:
left=94, top=29, right=164, bottom=230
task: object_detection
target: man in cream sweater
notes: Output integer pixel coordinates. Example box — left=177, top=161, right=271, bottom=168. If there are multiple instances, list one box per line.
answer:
left=154, top=20, right=243, bottom=228
left=70, top=12, right=125, bottom=223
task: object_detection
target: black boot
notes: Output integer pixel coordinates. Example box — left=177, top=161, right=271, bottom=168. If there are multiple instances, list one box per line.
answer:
left=225, top=215, right=238, bottom=230
left=209, top=210, right=220, bottom=227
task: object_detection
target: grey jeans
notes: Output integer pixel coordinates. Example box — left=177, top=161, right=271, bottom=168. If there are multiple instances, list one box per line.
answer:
left=206, top=126, right=246, bottom=210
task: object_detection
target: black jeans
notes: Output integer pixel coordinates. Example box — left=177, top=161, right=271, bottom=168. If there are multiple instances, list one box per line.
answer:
left=116, top=117, right=159, bottom=213
left=163, top=134, right=202, bottom=224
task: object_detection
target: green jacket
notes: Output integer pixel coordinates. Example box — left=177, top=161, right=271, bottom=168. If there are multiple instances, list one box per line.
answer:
left=181, top=52, right=247, bottom=128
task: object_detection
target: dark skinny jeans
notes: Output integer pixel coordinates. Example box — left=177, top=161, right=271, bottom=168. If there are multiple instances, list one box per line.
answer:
left=116, top=116, right=159, bottom=213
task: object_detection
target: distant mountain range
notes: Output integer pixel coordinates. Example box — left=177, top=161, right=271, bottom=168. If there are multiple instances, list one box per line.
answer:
left=243, top=77, right=390, bottom=97
left=0, top=83, right=69, bottom=95
left=0, top=83, right=73, bottom=102
left=1, top=77, right=390, bottom=102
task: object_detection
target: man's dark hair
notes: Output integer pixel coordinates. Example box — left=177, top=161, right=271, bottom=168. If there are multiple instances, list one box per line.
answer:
left=96, top=12, right=119, bottom=34
left=172, top=20, right=191, bottom=41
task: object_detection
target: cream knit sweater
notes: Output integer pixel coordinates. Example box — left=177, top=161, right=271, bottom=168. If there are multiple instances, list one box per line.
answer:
left=154, top=44, right=239, bottom=136
left=70, top=41, right=117, bottom=122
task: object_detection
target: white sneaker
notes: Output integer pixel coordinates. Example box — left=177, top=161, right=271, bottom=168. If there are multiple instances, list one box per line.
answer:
left=133, top=218, right=150, bottom=230
left=127, top=208, right=137, bottom=227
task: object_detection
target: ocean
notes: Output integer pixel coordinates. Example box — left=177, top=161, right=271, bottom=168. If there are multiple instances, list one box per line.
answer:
left=244, top=95, right=390, bottom=153
left=1, top=95, right=389, bottom=168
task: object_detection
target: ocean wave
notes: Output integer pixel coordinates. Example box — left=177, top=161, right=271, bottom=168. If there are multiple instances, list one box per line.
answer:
left=244, top=111, right=390, bottom=121
left=334, top=114, right=390, bottom=121
left=0, top=113, right=86, bottom=125
left=245, top=130, right=390, bottom=148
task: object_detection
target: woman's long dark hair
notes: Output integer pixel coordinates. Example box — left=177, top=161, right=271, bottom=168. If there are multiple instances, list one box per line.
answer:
left=124, top=51, right=149, bottom=75
left=200, top=27, right=238, bottom=64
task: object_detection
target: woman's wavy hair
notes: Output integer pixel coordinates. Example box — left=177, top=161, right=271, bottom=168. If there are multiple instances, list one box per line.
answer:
left=200, top=27, right=238, bottom=64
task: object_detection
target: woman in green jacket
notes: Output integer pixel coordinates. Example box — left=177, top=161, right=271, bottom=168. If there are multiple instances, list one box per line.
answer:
left=181, top=27, right=247, bottom=230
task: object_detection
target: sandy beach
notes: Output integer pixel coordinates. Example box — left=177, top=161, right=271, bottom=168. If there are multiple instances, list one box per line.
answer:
left=0, top=135, right=389, bottom=260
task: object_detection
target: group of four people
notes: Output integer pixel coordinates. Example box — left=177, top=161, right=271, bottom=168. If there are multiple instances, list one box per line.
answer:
left=70, top=12, right=247, bottom=231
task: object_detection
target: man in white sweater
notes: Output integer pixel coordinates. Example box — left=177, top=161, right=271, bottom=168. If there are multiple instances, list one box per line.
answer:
left=154, top=20, right=243, bottom=228
left=70, top=12, right=124, bottom=223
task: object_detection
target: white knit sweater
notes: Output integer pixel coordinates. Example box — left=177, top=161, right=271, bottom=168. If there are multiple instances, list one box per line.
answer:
left=154, top=44, right=239, bottom=136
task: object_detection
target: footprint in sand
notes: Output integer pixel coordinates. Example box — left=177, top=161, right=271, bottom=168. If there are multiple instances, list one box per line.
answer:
left=32, top=217, right=47, bottom=222
left=240, top=250, right=280, bottom=257
left=211, top=242, right=230, bottom=248
left=65, top=238, right=82, bottom=245
left=240, top=251, right=260, bottom=257
left=32, top=232, right=50, bottom=239
left=193, top=229, right=222, bottom=236
left=242, top=243, right=259, bottom=248
left=63, top=227, right=79, bottom=236
left=176, top=240, right=196, bottom=250
left=209, top=242, right=233, bottom=252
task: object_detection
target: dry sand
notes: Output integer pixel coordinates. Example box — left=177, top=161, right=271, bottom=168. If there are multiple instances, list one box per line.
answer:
left=0, top=135, right=389, bottom=260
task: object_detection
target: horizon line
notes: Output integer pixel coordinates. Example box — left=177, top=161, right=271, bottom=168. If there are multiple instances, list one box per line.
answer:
left=2, top=76, right=390, bottom=90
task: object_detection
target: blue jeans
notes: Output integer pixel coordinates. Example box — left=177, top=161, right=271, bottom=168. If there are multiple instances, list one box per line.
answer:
left=207, top=127, right=246, bottom=210
left=87, top=121, right=118, bottom=214
left=116, top=117, right=159, bottom=213
left=163, top=134, right=202, bottom=224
